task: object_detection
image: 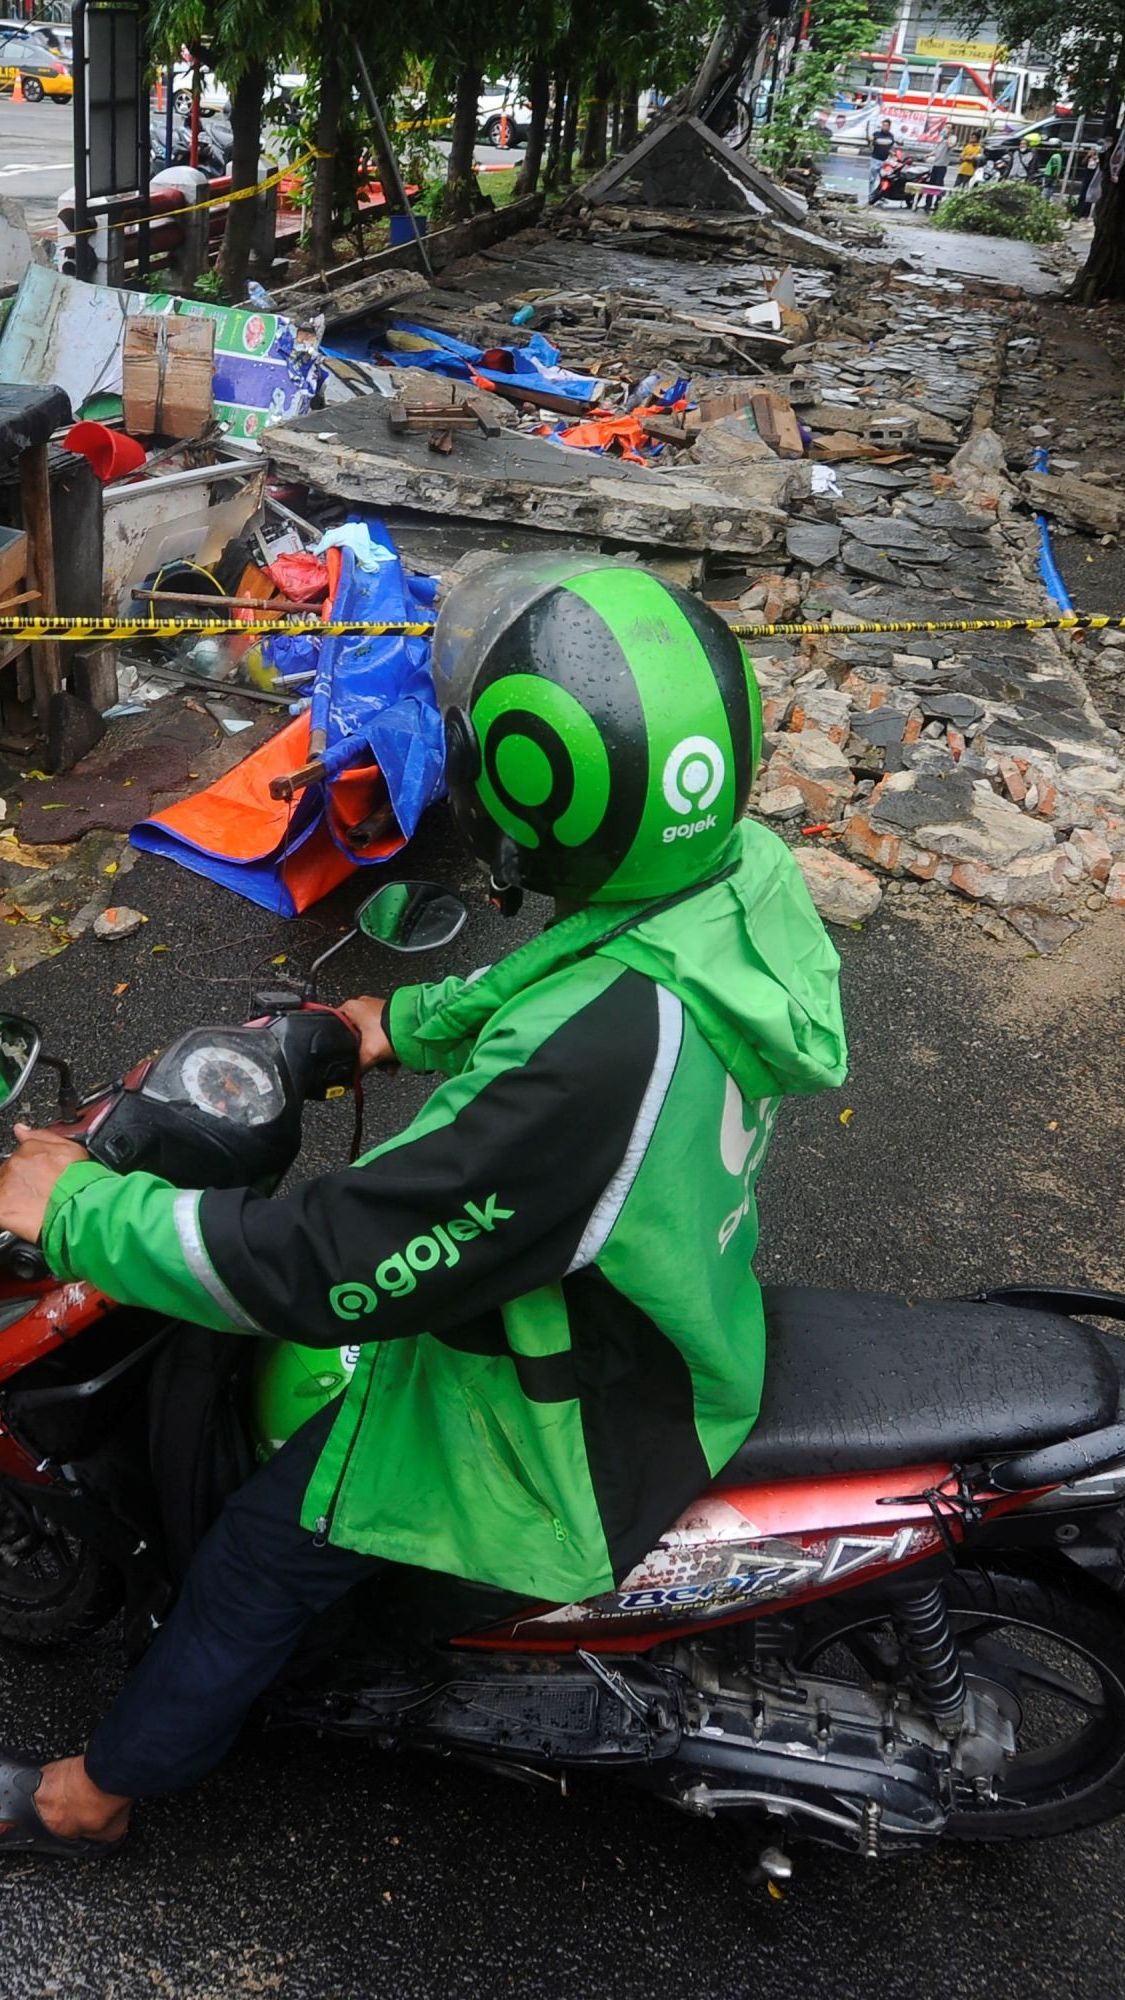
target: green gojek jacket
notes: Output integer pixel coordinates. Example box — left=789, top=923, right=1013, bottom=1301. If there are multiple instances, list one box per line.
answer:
left=41, top=822, right=847, bottom=1603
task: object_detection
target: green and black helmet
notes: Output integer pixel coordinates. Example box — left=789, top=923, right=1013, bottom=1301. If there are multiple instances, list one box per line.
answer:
left=432, top=555, right=763, bottom=908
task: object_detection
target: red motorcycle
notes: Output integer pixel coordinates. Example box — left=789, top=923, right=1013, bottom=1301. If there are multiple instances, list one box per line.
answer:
left=1, top=879, right=1125, bottom=1880
left=872, top=149, right=919, bottom=206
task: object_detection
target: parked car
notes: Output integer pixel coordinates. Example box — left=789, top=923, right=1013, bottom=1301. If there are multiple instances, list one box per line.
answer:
left=171, top=64, right=230, bottom=117
left=0, top=33, right=71, bottom=99
left=983, top=110, right=1107, bottom=160
left=0, top=19, right=72, bottom=59
left=477, top=79, right=532, bottom=148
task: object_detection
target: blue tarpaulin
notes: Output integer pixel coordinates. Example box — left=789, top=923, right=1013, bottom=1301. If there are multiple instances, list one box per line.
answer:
left=131, top=517, right=445, bottom=915
left=325, top=317, right=602, bottom=405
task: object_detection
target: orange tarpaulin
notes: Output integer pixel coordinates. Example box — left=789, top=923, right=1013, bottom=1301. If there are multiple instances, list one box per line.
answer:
left=132, top=712, right=404, bottom=917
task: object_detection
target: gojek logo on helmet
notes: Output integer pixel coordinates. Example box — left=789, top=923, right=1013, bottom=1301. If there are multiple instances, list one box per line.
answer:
left=661, top=735, right=725, bottom=844
left=329, top=1195, right=514, bottom=1321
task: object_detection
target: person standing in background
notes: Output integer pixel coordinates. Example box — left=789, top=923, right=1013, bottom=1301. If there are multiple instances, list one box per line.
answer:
left=956, top=130, right=983, bottom=186
left=869, top=116, right=895, bottom=201
left=1077, top=144, right=1101, bottom=217
left=924, top=129, right=953, bottom=211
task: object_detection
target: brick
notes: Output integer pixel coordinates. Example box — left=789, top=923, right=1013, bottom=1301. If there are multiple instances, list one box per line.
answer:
left=946, top=727, right=967, bottom=762
left=767, top=760, right=852, bottom=822
left=843, top=811, right=903, bottom=874
left=762, top=692, right=793, bottom=732
left=904, top=847, right=940, bottom=880
left=1106, top=860, right=1125, bottom=908
left=998, top=755, right=1026, bottom=803
left=949, top=850, right=1075, bottom=909
left=1033, top=782, right=1058, bottom=818
left=902, top=714, right=923, bottom=745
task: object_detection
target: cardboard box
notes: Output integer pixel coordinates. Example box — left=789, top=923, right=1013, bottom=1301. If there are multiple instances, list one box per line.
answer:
left=123, top=314, right=215, bottom=440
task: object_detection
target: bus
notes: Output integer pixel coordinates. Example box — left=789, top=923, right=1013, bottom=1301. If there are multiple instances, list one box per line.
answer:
left=818, top=51, right=1048, bottom=149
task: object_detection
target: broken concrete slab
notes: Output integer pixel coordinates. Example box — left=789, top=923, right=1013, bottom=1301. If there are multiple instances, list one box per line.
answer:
left=843, top=516, right=954, bottom=563
left=1018, top=470, right=1125, bottom=538
left=786, top=519, right=842, bottom=566
left=268, top=386, right=786, bottom=558
left=841, top=541, right=910, bottom=585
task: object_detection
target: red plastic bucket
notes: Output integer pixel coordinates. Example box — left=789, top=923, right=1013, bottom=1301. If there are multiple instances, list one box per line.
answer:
left=63, top=422, right=146, bottom=483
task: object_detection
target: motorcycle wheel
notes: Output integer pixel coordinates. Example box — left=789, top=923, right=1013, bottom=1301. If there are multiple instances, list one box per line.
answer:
left=0, top=1488, right=121, bottom=1647
left=797, top=1564, right=1125, bottom=1840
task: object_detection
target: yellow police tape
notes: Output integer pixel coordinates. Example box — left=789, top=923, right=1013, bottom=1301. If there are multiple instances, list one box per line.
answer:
left=0, top=612, right=1122, bottom=644
left=69, top=148, right=332, bottom=238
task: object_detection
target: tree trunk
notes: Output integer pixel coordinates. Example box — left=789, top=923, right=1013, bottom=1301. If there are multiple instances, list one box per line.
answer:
left=580, top=63, right=612, bottom=171
left=515, top=57, right=550, bottom=197
left=620, top=84, right=639, bottom=150
left=445, top=60, right=483, bottom=221
left=543, top=67, right=567, bottom=188
left=1069, top=154, right=1125, bottom=304
left=218, top=59, right=266, bottom=301
left=559, top=71, right=581, bottom=184
left=610, top=95, right=621, bottom=152
left=309, top=57, right=343, bottom=271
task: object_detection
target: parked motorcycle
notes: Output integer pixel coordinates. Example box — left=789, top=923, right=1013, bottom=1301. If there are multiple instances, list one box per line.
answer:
left=1, top=879, right=1125, bottom=1879
left=149, top=115, right=234, bottom=181
left=872, top=150, right=919, bottom=207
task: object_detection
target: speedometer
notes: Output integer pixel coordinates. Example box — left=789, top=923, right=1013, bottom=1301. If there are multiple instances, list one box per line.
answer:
left=179, top=1045, right=280, bottom=1124
left=142, top=1028, right=288, bottom=1129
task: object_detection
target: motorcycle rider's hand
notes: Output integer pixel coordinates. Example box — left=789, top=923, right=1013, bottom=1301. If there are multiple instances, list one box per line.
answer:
left=0, top=1125, right=87, bottom=1242
left=339, top=996, right=394, bottom=1071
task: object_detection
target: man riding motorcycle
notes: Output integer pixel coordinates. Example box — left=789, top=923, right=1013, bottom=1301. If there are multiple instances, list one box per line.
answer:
left=0, top=556, right=847, bottom=1857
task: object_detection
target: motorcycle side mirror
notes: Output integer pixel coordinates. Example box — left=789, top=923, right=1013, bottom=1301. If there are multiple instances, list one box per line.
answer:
left=0, top=1013, right=41, bottom=1110
left=356, top=881, right=468, bottom=954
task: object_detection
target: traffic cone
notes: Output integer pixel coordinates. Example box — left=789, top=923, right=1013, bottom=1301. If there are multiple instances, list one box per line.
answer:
left=11, top=72, right=23, bottom=105
left=155, top=74, right=164, bottom=112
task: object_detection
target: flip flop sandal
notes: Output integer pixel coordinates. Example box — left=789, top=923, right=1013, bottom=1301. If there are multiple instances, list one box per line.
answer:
left=0, top=1753, right=126, bottom=1859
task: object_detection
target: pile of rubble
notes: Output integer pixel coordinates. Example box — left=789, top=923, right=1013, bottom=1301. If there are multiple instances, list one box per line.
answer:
left=267, top=220, right=1125, bottom=946
left=0, top=113, right=1119, bottom=958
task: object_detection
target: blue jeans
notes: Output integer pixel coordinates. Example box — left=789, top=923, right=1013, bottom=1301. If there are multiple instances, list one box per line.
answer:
left=85, top=1397, right=526, bottom=1796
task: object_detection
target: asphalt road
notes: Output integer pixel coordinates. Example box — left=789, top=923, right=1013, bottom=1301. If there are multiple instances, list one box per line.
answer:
left=0, top=803, right=1123, bottom=1999
left=0, top=93, right=73, bottom=227
left=0, top=100, right=522, bottom=236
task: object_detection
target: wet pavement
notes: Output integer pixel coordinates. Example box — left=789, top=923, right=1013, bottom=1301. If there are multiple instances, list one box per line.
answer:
left=0, top=809, right=1123, bottom=1999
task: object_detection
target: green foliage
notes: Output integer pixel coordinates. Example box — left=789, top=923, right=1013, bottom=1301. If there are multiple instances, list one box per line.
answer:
left=934, top=182, right=1064, bottom=241
left=955, top=0, right=1125, bottom=114
left=759, top=0, right=891, bottom=178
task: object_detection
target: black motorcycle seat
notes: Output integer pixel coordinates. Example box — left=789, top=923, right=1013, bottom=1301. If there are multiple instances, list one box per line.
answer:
left=715, top=1286, right=1122, bottom=1485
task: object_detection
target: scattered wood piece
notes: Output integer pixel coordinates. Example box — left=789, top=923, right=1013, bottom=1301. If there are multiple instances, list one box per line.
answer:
left=749, top=389, right=804, bottom=459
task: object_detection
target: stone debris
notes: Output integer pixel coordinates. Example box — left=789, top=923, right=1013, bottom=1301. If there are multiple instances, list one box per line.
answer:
left=93, top=904, right=147, bottom=940
left=795, top=848, right=883, bottom=924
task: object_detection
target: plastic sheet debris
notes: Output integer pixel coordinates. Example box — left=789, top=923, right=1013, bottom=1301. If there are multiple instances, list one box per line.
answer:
left=331, top=317, right=602, bottom=408
left=130, top=518, right=445, bottom=915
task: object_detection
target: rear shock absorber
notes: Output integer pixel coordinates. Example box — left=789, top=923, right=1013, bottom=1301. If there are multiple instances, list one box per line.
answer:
left=891, top=1582, right=967, bottom=1738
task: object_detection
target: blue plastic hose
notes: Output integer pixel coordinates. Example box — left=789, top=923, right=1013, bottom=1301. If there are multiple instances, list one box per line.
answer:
left=1030, top=445, right=1074, bottom=614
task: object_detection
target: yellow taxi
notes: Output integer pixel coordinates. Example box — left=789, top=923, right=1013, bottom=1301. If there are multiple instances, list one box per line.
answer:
left=0, top=32, right=72, bottom=101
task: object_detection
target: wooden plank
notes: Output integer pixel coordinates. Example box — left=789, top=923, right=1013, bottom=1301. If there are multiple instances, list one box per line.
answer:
left=18, top=443, right=60, bottom=724
left=749, top=389, right=805, bottom=459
